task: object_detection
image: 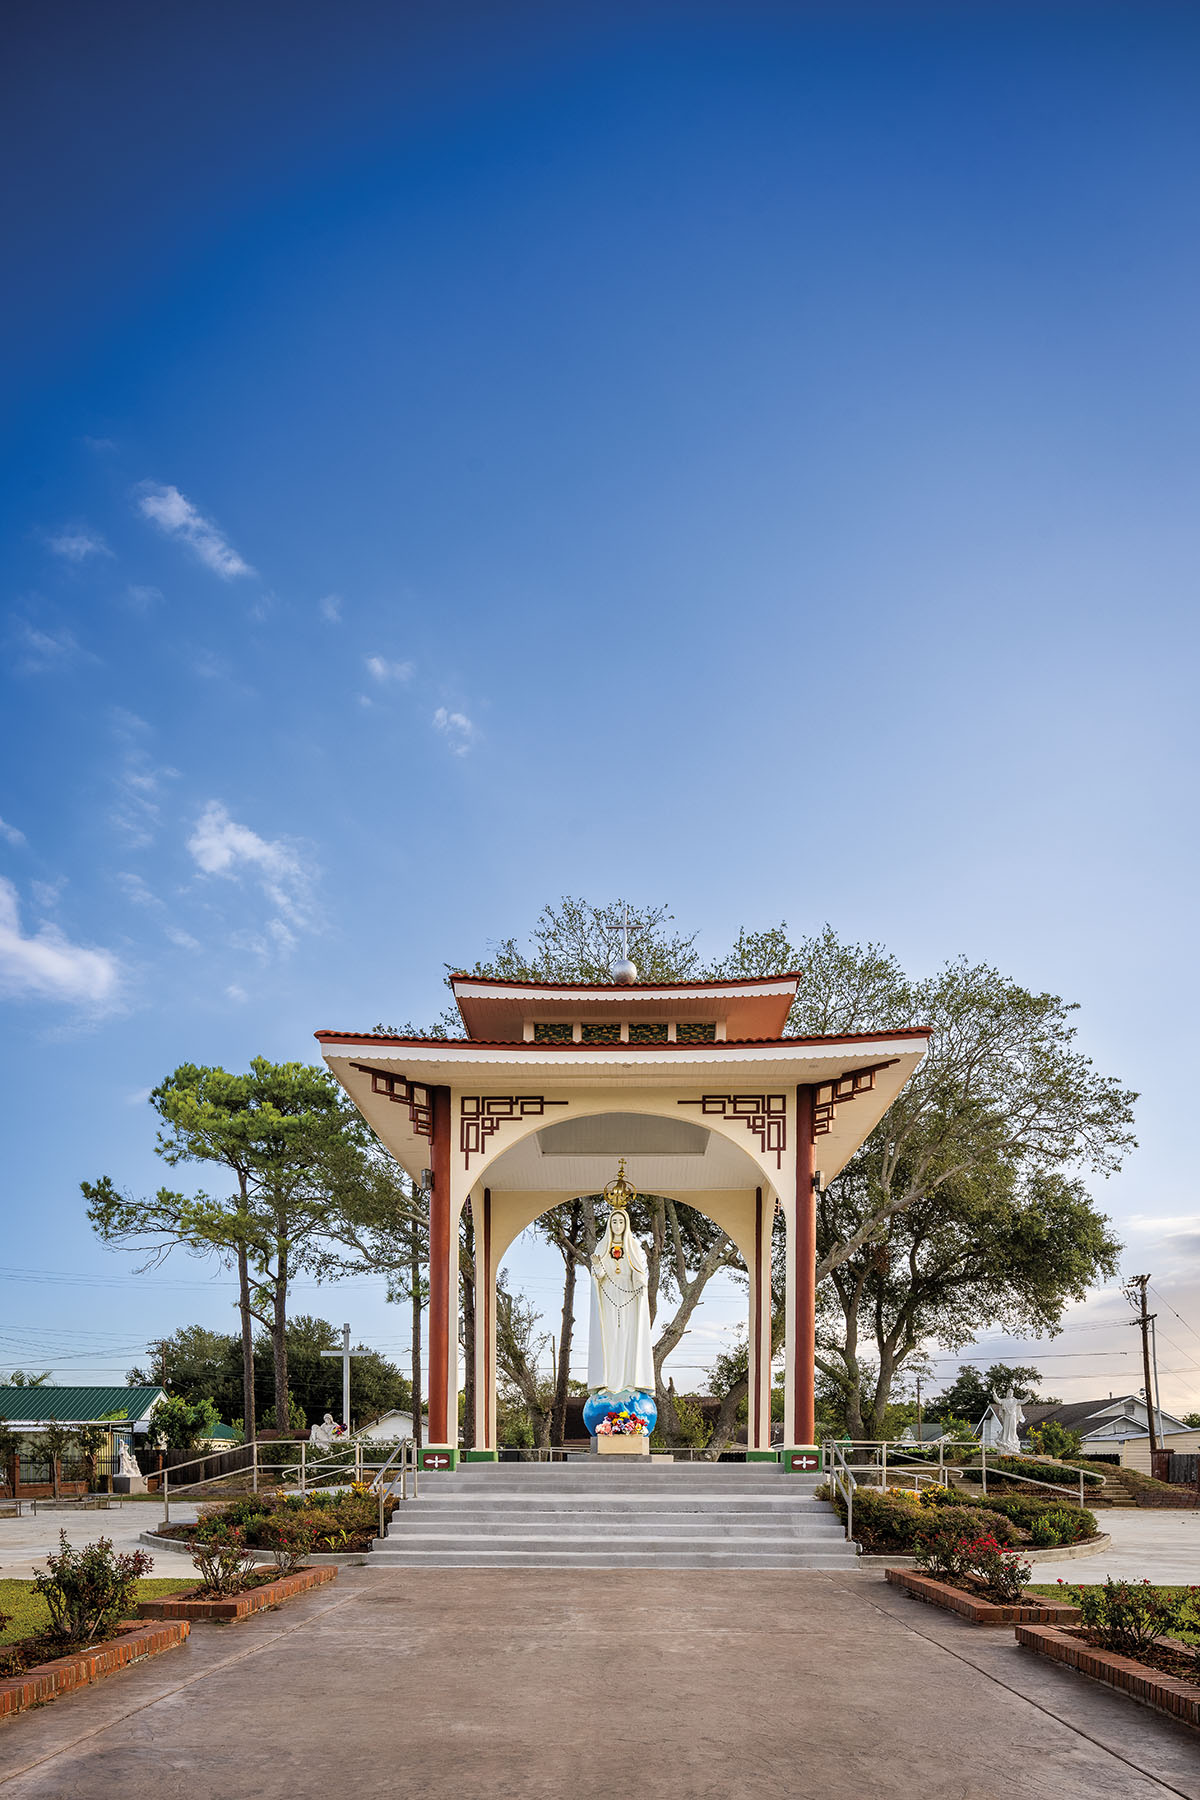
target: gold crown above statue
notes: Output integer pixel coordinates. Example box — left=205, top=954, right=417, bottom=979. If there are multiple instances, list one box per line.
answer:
left=603, top=1157, right=637, bottom=1213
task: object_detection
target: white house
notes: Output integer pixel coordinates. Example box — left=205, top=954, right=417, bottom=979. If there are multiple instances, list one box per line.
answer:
left=356, top=1409, right=416, bottom=1443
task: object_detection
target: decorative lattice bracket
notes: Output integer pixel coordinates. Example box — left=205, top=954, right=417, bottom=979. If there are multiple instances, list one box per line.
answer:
left=811, top=1062, right=896, bottom=1139
left=677, top=1094, right=787, bottom=1169
left=460, top=1095, right=568, bottom=1168
left=352, top=1065, right=433, bottom=1139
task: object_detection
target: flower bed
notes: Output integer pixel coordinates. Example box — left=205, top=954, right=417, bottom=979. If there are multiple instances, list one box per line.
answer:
left=0, top=1619, right=190, bottom=1719
left=155, top=1485, right=394, bottom=1556
left=885, top=1567, right=1081, bottom=1626
left=137, top=1564, right=337, bottom=1622
left=1016, top=1624, right=1200, bottom=1730
left=826, top=1484, right=1099, bottom=1556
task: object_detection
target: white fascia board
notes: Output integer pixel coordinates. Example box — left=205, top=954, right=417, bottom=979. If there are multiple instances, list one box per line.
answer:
left=450, top=980, right=798, bottom=1004
left=320, top=1036, right=927, bottom=1073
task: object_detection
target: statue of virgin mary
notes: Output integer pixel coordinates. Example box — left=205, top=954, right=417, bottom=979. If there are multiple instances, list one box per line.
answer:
left=583, top=1161, right=657, bottom=1440
left=587, top=1206, right=655, bottom=1396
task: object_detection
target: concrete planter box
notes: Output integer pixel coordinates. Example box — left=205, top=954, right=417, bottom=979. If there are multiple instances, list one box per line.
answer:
left=138, top=1564, right=337, bottom=1622
left=1016, top=1622, right=1200, bottom=1731
left=0, top=1620, right=190, bottom=1720
left=885, top=1567, right=1080, bottom=1626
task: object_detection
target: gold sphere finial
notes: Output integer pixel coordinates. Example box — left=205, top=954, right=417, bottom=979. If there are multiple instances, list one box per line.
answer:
left=603, top=1156, right=637, bottom=1212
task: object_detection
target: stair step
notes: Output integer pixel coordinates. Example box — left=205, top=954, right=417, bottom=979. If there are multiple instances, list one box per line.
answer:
left=367, top=1549, right=859, bottom=1569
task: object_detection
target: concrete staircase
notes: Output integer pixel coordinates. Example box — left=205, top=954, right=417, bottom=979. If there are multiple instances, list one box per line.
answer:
left=369, top=1460, right=860, bottom=1570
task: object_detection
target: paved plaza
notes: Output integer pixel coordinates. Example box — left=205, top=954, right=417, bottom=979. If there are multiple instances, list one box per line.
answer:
left=0, top=1561, right=1197, bottom=1799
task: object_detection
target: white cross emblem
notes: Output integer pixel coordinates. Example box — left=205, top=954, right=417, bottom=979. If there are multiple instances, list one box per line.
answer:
left=425, top=1453, right=450, bottom=1469
left=794, top=1454, right=818, bottom=1470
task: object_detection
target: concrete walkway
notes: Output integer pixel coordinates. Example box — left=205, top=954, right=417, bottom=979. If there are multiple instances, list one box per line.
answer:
left=0, top=1568, right=1197, bottom=1799
left=0, top=1503, right=199, bottom=1579
left=1030, top=1507, right=1200, bottom=1585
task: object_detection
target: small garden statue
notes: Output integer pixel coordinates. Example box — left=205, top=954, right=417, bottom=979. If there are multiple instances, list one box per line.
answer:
left=309, top=1413, right=342, bottom=1452
left=993, top=1394, right=1023, bottom=1455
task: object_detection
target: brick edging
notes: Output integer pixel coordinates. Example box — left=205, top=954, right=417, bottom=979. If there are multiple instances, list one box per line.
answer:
left=1016, top=1623, right=1200, bottom=1730
left=137, top=1564, right=337, bottom=1621
left=884, top=1568, right=1081, bottom=1625
left=0, top=1620, right=190, bottom=1720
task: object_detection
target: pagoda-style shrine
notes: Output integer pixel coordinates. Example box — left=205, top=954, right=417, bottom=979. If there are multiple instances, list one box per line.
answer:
left=317, top=970, right=931, bottom=1468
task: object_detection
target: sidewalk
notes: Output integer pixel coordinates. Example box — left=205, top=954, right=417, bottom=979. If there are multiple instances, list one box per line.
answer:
left=0, top=1503, right=199, bottom=1579
left=1031, top=1507, right=1200, bottom=1585
left=0, top=1568, right=1196, bottom=1798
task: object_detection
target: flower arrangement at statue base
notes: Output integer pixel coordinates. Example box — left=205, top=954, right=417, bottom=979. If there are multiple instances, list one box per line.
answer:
left=583, top=1388, right=657, bottom=1438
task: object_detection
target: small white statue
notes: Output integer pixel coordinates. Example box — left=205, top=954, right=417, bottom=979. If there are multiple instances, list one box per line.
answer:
left=117, top=1441, right=140, bottom=1478
left=309, top=1413, right=339, bottom=1452
left=993, top=1394, right=1023, bottom=1455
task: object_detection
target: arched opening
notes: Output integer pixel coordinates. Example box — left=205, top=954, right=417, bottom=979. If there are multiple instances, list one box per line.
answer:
left=462, top=1108, right=780, bottom=1459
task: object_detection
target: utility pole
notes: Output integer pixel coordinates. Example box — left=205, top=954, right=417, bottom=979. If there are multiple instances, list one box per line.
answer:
left=1125, top=1275, right=1159, bottom=1457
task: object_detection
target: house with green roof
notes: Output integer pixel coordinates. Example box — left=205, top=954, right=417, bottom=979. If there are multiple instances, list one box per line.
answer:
left=0, top=1384, right=167, bottom=1498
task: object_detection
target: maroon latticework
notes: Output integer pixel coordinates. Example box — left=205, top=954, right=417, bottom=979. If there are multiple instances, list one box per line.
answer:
left=460, top=1094, right=568, bottom=1167
left=352, top=1065, right=433, bottom=1139
left=677, top=1093, right=787, bottom=1168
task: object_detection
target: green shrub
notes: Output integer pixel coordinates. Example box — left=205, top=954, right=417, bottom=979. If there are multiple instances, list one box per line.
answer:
left=1025, top=1421, right=1082, bottom=1459
left=1064, top=1578, right=1192, bottom=1658
left=257, top=1514, right=316, bottom=1574
left=186, top=1523, right=259, bottom=1597
left=960, top=1455, right=1102, bottom=1490
left=1028, top=1506, right=1091, bottom=1547
left=34, top=1532, right=153, bottom=1644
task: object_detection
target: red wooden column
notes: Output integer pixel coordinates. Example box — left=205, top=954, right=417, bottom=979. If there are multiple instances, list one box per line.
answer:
left=749, top=1187, right=765, bottom=1451
left=427, top=1084, right=453, bottom=1445
left=793, top=1084, right=816, bottom=1446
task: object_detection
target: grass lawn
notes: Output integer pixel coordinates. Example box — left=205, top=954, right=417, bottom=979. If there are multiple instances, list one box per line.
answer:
left=1026, top=1583, right=1192, bottom=1598
left=0, top=1578, right=196, bottom=1645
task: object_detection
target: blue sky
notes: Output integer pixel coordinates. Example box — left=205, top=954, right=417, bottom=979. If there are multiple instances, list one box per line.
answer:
left=3, top=2, right=1199, bottom=1414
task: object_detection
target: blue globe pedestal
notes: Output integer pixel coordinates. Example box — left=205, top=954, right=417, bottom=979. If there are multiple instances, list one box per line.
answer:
left=584, top=1388, right=657, bottom=1444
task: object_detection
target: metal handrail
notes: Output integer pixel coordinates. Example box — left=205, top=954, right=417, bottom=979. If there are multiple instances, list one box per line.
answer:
left=821, top=1438, right=1096, bottom=1539
left=370, top=1437, right=418, bottom=1541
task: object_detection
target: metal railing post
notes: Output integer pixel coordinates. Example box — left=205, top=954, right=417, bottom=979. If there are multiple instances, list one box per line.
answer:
left=881, top=1439, right=888, bottom=1489
left=1079, top=1468, right=1085, bottom=1509
left=939, top=1441, right=944, bottom=1480
left=356, top=1440, right=362, bottom=1483
left=300, top=1440, right=307, bottom=1495
left=163, top=1461, right=169, bottom=1526
left=252, top=1440, right=258, bottom=1494
left=981, top=1442, right=987, bottom=1497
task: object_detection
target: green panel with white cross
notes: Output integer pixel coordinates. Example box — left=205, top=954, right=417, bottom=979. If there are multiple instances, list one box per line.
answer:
left=781, top=1446, right=823, bottom=1473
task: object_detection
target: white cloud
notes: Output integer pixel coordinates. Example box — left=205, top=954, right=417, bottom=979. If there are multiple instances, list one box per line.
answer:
left=125, top=585, right=163, bottom=612
left=187, top=801, right=316, bottom=946
left=135, top=482, right=253, bottom=579
left=366, top=655, right=414, bottom=683
left=0, top=878, right=120, bottom=1006
left=125, top=1086, right=152, bottom=1106
left=116, top=872, right=161, bottom=908
left=319, top=594, right=343, bottom=624
left=226, top=984, right=248, bottom=1003
left=11, top=623, right=90, bottom=675
left=165, top=924, right=201, bottom=951
left=0, top=817, right=25, bottom=848
left=45, top=528, right=111, bottom=563
left=433, top=707, right=476, bottom=755
left=31, top=878, right=66, bottom=911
